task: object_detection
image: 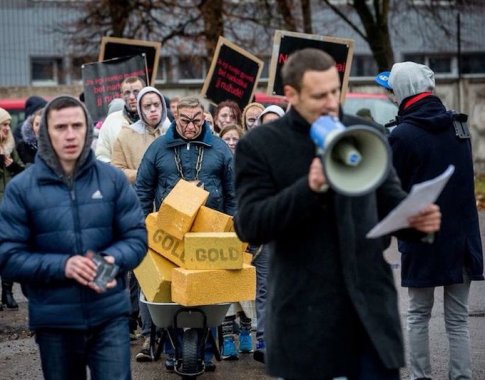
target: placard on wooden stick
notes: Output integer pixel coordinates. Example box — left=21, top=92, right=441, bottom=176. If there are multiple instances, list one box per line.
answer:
left=201, top=37, right=264, bottom=110
left=267, top=31, right=354, bottom=102
left=82, top=54, right=147, bottom=122
left=99, top=36, right=161, bottom=85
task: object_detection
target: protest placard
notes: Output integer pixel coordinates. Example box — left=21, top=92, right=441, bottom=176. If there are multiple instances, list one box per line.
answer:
left=201, top=37, right=263, bottom=110
left=99, top=36, right=160, bottom=85
left=268, top=31, right=354, bottom=101
left=82, top=54, right=148, bottom=122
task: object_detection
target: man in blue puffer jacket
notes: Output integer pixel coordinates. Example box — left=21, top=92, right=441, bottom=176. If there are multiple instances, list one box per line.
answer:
left=0, top=95, right=147, bottom=380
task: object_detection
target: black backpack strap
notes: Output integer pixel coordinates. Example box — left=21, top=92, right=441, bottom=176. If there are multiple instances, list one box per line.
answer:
left=451, top=111, right=470, bottom=139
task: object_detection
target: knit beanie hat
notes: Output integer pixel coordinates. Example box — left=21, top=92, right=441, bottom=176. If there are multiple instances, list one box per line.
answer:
left=0, top=107, right=11, bottom=124
left=388, top=62, right=435, bottom=104
left=25, top=96, right=48, bottom=118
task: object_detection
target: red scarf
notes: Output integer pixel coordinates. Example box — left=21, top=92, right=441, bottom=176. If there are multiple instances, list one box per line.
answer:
left=403, top=92, right=433, bottom=110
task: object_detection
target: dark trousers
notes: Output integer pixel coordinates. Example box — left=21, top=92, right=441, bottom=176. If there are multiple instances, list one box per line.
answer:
left=35, top=316, right=131, bottom=380
left=283, top=333, right=400, bottom=380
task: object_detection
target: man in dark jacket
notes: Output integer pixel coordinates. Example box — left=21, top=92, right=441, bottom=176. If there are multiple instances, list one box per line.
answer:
left=384, top=62, right=484, bottom=380
left=0, top=95, right=147, bottom=380
left=234, top=48, right=441, bottom=380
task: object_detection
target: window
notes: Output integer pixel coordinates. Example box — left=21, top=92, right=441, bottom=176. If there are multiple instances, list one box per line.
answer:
left=31, top=57, right=64, bottom=85
left=461, top=53, right=485, bottom=74
left=71, top=55, right=96, bottom=82
left=156, top=57, right=172, bottom=83
left=178, top=56, right=206, bottom=82
left=403, top=54, right=453, bottom=74
left=350, top=55, right=378, bottom=77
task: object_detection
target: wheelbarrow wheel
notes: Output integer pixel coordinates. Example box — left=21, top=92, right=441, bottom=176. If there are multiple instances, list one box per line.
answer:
left=181, top=328, right=199, bottom=375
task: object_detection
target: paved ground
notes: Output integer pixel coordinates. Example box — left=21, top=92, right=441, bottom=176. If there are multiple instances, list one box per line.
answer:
left=0, top=214, right=484, bottom=379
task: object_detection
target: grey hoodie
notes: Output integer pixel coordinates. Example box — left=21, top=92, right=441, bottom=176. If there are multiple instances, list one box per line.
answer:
left=389, top=62, right=435, bottom=104
left=129, top=86, right=167, bottom=135
left=38, top=95, right=93, bottom=181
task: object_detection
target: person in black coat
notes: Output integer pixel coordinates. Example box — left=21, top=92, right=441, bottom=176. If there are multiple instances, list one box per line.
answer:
left=234, top=48, right=442, bottom=380
left=385, top=61, right=484, bottom=380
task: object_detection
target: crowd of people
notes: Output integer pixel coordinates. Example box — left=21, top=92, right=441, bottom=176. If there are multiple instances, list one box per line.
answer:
left=0, top=48, right=482, bottom=380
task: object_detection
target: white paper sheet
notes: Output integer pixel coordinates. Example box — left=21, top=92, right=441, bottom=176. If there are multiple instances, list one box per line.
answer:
left=366, top=165, right=455, bottom=239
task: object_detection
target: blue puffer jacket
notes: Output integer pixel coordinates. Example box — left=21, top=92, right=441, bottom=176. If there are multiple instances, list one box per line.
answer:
left=0, top=151, right=147, bottom=329
left=136, top=121, right=236, bottom=216
left=389, top=95, right=484, bottom=287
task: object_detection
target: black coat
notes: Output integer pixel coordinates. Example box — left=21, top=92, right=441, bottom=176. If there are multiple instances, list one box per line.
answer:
left=389, top=95, right=484, bottom=287
left=234, top=108, right=413, bottom=379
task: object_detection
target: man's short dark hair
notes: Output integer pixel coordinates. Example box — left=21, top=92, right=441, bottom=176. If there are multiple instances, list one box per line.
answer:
left=281, top=48, right=336, bottom=91
left=45, top=96, right=87, bottom=128
left=47, top=96, right=82, bottom=112
left=120, top=76, right=146, bottom=88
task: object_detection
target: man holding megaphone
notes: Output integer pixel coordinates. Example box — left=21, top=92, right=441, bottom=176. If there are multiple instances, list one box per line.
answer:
left=233, top=48, right=441, bottom=380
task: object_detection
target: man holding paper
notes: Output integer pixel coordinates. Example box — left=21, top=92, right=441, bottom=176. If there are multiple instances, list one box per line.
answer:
left=234, top=48, right=441, bottom=380
left=381, top=62, right=484, bottom=380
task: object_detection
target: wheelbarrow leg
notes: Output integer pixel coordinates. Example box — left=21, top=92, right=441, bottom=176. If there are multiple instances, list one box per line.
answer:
left=209, top=327, right=223, bottom=361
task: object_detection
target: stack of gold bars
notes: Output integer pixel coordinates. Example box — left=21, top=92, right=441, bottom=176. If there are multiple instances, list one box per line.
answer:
left=134, top=179, right=255, bottom=306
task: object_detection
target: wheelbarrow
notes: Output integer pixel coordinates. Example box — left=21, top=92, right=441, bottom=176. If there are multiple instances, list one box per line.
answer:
left=141, top=295, right=230, bottom=379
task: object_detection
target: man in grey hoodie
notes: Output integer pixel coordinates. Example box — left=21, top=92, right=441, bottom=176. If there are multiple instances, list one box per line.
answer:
left=383, top=62, right=483, bottom=380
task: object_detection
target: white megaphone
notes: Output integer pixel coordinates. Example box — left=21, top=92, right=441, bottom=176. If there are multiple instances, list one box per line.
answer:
left=310, top=115, right=391, bottom=196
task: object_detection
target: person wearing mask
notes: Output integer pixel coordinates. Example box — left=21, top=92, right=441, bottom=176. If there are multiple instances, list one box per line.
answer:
left=95, top=76, right=147, bottom=163
left=136, top=96, right=236, bottom=371
left=233, top=48, right=442, bottom=380
left=0, top=96, right=147, bottom=379
left=383, top=62, right=484, bottom=380
left=213, top=100, right=242, bottom=135
left=112, top=87, right=167, bottom=184
left=241, top=102, right=264, bottom=131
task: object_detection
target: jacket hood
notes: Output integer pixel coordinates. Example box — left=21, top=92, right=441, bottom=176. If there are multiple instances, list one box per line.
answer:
left=136, top=86, right=167, bottom=129
left=21, top=117, right=38, bottom=145
left=389, top=62, right=435, bottom=104
left=256, top=105, right=285, bottom=126
left=38, top=95, right=93, bottom=178
left=398, top=95, right=451, bottom=133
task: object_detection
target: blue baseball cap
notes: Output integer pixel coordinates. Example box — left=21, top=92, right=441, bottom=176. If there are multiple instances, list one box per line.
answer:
left=375, top=71, right=392, bottom=90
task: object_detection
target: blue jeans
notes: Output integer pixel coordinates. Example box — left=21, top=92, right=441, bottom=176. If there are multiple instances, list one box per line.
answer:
left=35, top=316, right=131, bottom=380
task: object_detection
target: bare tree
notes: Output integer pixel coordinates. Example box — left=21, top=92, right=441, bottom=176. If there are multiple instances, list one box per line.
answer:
left=55, top=0, right=481, bottom=75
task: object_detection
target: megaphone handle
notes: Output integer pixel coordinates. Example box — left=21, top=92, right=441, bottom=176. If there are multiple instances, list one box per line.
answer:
left=421, top=233, right=435, bottom=244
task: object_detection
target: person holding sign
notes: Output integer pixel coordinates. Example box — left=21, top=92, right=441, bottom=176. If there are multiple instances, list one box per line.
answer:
left=95, top=76, right=145, bottom=163
left=233, top=48, right=441, bottom=380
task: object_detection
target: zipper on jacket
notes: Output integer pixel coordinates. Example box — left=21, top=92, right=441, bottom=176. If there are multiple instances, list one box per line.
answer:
left=69, top=183, right=90, bottom=326
left=69, top=185, right=83, bottom=256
